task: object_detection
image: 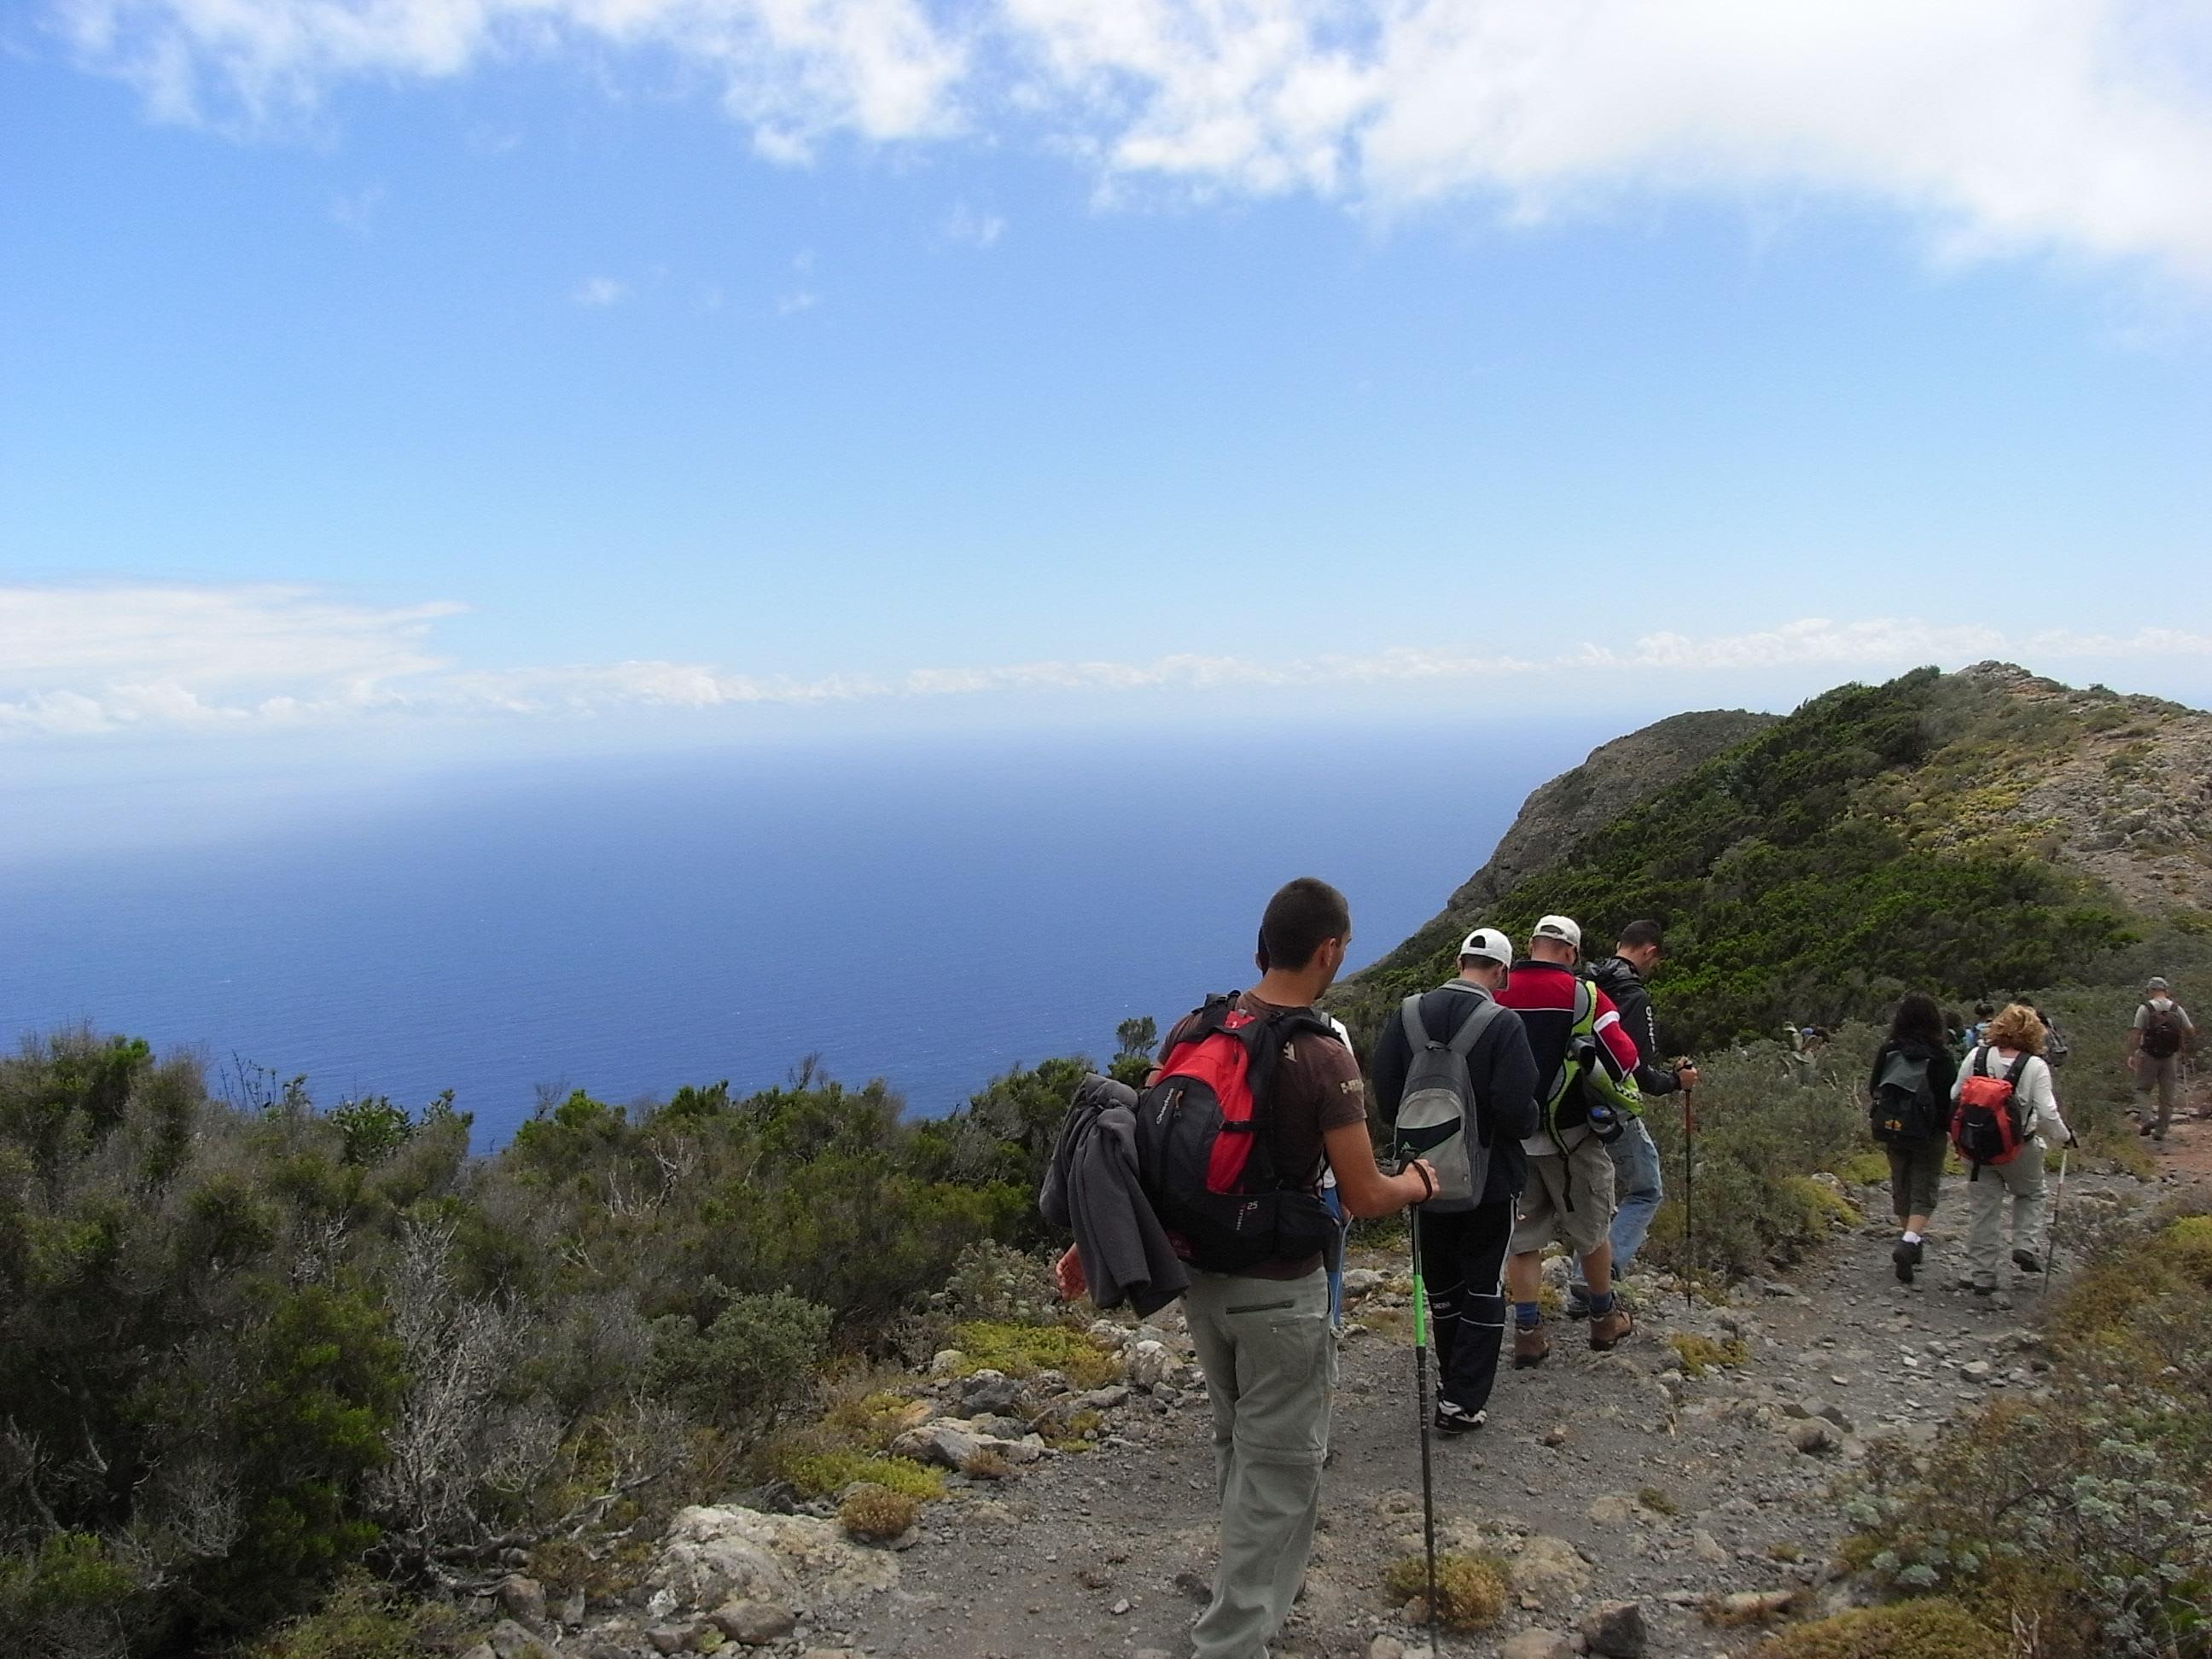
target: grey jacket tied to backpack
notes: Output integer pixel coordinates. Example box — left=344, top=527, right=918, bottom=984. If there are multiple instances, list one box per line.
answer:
left=1040, top=1074, right=1191, bottom=1318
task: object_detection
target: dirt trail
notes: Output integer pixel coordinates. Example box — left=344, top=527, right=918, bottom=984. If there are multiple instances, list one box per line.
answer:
left=818, top=1123, right=2211, bottom=1659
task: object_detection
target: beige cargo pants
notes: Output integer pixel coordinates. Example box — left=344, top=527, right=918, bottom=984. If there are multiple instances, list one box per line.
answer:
left=1964, top=1150, right=2048, bottom=1289
left=1185, top=1266, right=1335, bottom=1659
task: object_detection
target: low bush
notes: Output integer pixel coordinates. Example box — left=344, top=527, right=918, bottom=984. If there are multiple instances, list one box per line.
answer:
left=1838, top=1203, right=2212, bottom=1658
left=836, top=1486, right=920, bottom=1543
left=1668, top=1334, right=1749, bottom=1377
left=1381, top=1551, right=1509, bottom=1632
left=1749, top=1598, right=2004, bottom=1659
left=241, top=1577, right=480, bottom=1659
left=769, top=1445, right=945, bottom=1502
left=948, top=1320, right=1118, bottom=1388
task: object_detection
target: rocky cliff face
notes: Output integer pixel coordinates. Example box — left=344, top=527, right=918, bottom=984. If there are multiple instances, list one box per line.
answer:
left=1353, top=706, right=1776, bottom=981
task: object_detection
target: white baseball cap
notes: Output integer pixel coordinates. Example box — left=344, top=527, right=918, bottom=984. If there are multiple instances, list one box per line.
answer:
left=1532, top=914, right=1583, bottom=952
left=1458, top=927, right=1512, bottom=966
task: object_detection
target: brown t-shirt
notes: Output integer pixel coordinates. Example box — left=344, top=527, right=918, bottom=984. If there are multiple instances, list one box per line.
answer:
left=1164, top=990, right=1369, bottom=1278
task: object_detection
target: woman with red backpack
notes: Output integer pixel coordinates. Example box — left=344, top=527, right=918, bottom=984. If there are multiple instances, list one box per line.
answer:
left=1951, top=1003, right=2075, bottom=1298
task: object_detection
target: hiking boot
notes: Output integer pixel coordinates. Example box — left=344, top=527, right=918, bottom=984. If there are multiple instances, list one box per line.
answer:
left=1588, top=1306, right=1635, bottom=1351
left=1564, top=1291, right=1592, bottom=1321
left=1434, top=1400, right=1487, bottom=1435
left=1512, top=1324, right=1551, bottom=1368
left=2011, top=1249, right=2042, bottom=1274
left=1892, top=1237, right=1923, bottom=1284
left=1972, top=1283, right=1997, bottom=1298
left=2139, top=1121, right=2156, bottom=1136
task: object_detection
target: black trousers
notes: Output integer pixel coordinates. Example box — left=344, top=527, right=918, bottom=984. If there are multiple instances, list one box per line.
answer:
left=1417, top=1199, right=1516, bottom=1416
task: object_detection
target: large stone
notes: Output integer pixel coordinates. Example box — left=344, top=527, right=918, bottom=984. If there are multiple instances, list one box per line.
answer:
left=485, top=1619, right=557, bottom=1659
left=1510, top=1534, right=1592, bottom=1605
left=1586, top=1493, right=1636, bottom=1527
left=954, top=1370, right=1025, bottom=1418
left=1579, top=1598, right=1649, bottom=1658
left=1499, top=1633, right=1575, bottom=1659
left=708, top=1599, right=799, bottom=1644
left=890, top=1417, right=1047, bottom=1470
left=1785, top=1419, right=1836, bottom=1456
left=1126, top=1340, right=1183, bottom=1391
left=649, top=1505, right=898, bottom=1619
left=495, top=1575, right=548, bottom=1629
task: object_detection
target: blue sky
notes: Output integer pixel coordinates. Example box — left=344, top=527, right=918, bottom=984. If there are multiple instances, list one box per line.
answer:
left=4, top=0, right=2211, bottom=762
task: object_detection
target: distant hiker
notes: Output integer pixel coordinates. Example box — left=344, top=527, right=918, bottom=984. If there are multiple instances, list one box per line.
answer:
left=1867, top=992, right=1959, bottom=1285
left=1370, top=927, right=1541, bottom=1434
left=2130, top=976, right=2197, bottom=1141
left=1952, top=1003, right=2075, bottom=1297
left=1125, top=876, right=1434, bottom=1659
left=2032, top=1005, right=2071, bottom=1070
left=1495, top=915, right=1644, bottom=1364
left=1571, top=920, right=1698, bottom=1314
left=1961, top=1001, right=1997, bottom=1054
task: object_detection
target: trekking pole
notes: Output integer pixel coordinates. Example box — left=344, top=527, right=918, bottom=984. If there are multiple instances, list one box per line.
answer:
left=1681, top=1074, right=1697, bottom=1312
left=2043, top=1146, right=2069, bottom=1297
left=1408, top=1212, right=1440, bottom=1656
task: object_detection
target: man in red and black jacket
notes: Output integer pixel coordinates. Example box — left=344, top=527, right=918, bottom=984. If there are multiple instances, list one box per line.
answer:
left=1493, top=915, right=1644, bottom=1365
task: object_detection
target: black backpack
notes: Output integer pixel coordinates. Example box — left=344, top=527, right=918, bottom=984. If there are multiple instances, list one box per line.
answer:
left=2142, top=1004, right=2184, bottom=1060
left=1871, top=1046, right=1939, bottom=1144
left=1132, top=996, right=1337, bottom=1273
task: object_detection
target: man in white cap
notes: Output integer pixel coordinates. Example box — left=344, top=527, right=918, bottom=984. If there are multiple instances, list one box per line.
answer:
left=1494, top=915, right=1645, bottom=1362
left=2130, top=975, right=2197, bottom=1141
left=1369, top=928, right=1541, bottom=1432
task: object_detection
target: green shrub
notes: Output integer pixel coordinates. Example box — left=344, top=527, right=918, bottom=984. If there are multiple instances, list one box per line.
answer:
left=242, top=1575, right=478, bottom=1658
left=645, top=1287, right=832, bottom=1434
left=838, top=1485, right=921, bottom=1542
left=771, top=1447, right=944, bottom=1501
left=949, top=1320, right=1119, bottom=1388
left=1749, top=1598, right=2005, bottom=1659
left=0, top=1531, right=150, bottom=1659
left=1381, top=1551, right=1510, bottom=1631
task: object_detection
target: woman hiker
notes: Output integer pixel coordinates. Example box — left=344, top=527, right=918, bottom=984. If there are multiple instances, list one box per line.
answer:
left=1868, top=992, right=1958, bottom=1284
left=1953, top=1003, right=2075, bottom=1297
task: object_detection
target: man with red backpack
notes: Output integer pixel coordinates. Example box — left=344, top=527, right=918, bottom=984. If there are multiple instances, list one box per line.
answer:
left=2129, top=976, right=2197, bottom=1142
left=1138, top=877, right=1435, bottom=1659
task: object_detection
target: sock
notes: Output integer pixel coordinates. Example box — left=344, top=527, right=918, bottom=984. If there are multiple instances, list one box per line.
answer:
left=1588, top=1290, right=1616, bottom=1317
left=1902, top=1230, right=1922, bottom=1244
left=1514, top=1301, right=1541, bottom=1329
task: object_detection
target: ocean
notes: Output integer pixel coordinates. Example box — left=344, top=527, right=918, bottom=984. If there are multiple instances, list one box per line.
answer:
left=0, top=722, right=1603, bottom=1148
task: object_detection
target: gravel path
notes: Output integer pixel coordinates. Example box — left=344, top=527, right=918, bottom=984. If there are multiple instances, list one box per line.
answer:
left=810, top=1114, right=2210, bottom=1659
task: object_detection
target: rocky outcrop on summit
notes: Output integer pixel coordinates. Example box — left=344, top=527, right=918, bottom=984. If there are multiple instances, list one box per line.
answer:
left=1354, top=707, right=1773, bottom=981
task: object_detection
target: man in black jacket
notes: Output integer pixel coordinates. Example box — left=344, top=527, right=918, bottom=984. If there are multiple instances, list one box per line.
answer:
left=1370, top=927, right=1541, bottom=1433
left=1571, top=919, right=1697, bottom=1316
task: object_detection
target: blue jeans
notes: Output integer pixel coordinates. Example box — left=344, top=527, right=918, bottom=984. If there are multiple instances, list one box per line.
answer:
left=1320, top=1185, right=1347, bottom=1328
left=1607, top=1116, right=1665, bottom=1273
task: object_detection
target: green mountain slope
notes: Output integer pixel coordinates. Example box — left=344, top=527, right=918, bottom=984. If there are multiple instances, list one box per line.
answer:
left=1336, top=664, right=2212, bottom=1051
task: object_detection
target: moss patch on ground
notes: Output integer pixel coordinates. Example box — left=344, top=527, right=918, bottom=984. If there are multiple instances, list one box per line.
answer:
left=1668, top=1333, right=1749, bottom=1377
left=1381, top=1551, right=1510, bottom=1632
left=1749, top=1598, right=2005, bottom=1659
left=949, top=1319, right=1119, bottom=1388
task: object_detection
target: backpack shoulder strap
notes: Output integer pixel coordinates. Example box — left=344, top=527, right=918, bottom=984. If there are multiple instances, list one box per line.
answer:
left=1401, top=993, right=1434, bottom=1052
left=1972, top=1044, right=1993, bottom=1077
left=1447, top=992, right=1506, bottom=1057
left=2005, top=1051, right=2034, bottom=1086
left=1571, top=977, right=1596, bottom=1032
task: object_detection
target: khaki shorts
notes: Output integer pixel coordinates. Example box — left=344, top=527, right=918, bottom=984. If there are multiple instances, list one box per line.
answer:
left=1512, top=1133, right=1617, bottom=1259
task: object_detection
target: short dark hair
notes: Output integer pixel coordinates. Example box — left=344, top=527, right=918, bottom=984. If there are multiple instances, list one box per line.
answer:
left=1258, top=878, right=1351, bottom=972
left=1617, top=918, right=1665, bottom=952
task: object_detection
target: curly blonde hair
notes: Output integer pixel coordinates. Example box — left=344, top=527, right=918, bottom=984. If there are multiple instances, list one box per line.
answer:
left=1982, top=1003, right=2046, bottom=1055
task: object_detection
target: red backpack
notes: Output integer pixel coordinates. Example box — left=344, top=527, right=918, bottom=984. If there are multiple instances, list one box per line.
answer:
left=1132, top=996, right=1337, bottom=1272
left=1950, top=1045, right=2030, bottom=1176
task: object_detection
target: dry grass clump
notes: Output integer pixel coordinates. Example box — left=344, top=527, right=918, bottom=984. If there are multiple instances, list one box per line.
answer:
left=1668, top=1333, right=1749, bottom=1377
left=1749, top=1598, right=2005, bottom=1659
left=837, top=1484, right=920, bottom=1543
left=1381, top=1551, right=1510, bottom=1632
left=958, top=1447, right=1014, bottom=1481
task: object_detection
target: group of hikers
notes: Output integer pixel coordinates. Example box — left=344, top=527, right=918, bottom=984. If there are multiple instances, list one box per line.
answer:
left=1041, top=876, right=2198, bottom=1659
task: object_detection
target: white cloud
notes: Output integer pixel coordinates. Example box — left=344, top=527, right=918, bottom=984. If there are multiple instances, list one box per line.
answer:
left=50, top=1, right=2212, bottom=285
left=571, top=275, right=628, bottom=306
left=776, top=288, right=820, bottom=313
left=943, top=201, right=1005, bottom=247
left=4, top=585, right=2208, bottom=741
